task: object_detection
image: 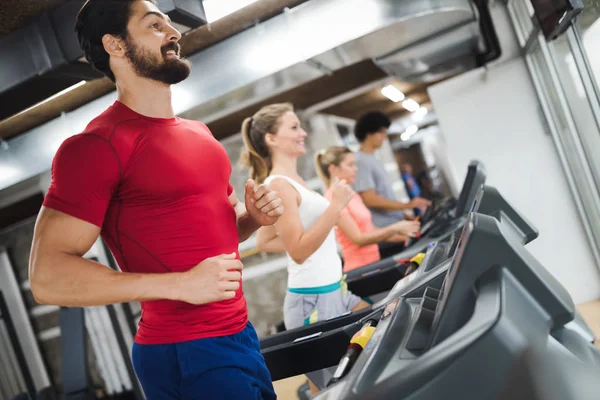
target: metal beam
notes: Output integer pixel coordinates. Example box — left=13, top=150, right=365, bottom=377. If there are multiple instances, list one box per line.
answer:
left=303, top=77, right=394, bottom=115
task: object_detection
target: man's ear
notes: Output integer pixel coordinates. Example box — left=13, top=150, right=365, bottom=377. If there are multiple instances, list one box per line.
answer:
left=102, top=34, right=126, bottom=57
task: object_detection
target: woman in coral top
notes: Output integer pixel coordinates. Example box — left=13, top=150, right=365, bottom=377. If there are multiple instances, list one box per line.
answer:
left=315, top=146, right=420, bottom=272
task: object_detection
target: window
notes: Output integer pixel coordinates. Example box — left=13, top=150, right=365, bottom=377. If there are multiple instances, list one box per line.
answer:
left=577, top=0, right=600, bottom=79
left=508, top=0, right=535, bottom=45
left=521, top=28, right=600, bottom=264
left=548, top=31, right=600, bottom=188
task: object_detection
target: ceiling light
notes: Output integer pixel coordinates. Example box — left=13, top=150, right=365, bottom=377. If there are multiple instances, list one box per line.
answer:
left=405, top=124, right=418, bottom=136
left=402, top=99, right=420, bottom=112
left=412, top=107, right=428, bottom=122
left=401, top=125, right=419, bottom=141
left=202, top=0, right=259, bottom=23
left=381, top=85, right=405, bottom=103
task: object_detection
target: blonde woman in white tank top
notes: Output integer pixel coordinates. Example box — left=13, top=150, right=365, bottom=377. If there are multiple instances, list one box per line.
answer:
left=240, top=103, right=370, bottom=392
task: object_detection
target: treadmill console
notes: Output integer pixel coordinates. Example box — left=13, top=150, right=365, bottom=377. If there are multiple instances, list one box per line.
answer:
left=375, top=237, right=458, bottom=307
left=454, top=160, right=486, bottom=218
left=407, top=160, right=486, bottom=250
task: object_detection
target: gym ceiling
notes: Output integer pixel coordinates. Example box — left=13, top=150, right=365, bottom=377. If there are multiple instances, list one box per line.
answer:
left=0, top=0, right=434, bottom=142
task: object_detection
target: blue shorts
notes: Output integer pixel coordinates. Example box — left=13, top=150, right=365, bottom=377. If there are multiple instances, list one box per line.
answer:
left=132, top=322, right=277, bottom=400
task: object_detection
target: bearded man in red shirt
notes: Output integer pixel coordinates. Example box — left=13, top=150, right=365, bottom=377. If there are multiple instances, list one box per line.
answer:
left=29, top=1, right=283, bottom=398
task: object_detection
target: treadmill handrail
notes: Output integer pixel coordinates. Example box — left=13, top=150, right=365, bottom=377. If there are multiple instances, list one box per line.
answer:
left=474, top=185, right=539, bottom=244
left=344, top=256, right=399, bottom=281
left=262, top=318, right=370, bottom=381
left=260, top=307, right=373, bottom=350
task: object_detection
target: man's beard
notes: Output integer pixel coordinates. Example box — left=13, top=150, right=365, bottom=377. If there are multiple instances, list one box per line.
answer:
left=125, top=39, right=191, bottom=85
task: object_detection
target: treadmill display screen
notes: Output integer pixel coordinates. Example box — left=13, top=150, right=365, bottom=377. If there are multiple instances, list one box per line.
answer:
left=429, top=217, right=473, bottom=343
left=454, top=170, right=475, bottom=217
left=454, top=162, right=486, bottom=218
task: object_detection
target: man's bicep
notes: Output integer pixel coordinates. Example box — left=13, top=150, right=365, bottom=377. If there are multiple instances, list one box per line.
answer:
left=33, top=207, right=101, bottom=258
left=44, top=135, right=121, bottom=227
left=359, top=189, right=379, bottom=206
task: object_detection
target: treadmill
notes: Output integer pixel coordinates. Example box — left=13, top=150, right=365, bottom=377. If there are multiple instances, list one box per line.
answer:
left=404, top=160, right=486, bottom=250
left=261, top=184, right=536, bottom=381
left=309, top=207, right=598, bottom=399
left=497, top=342, right=600, bottom=399
left=261, top=185, right=598, bottom=392
left=374, top=160, right=485, bottom=263
left=345, top=160, right=486, bottom=299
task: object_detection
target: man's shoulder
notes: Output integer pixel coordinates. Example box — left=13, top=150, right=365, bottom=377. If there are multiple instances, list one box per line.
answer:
left=178, top=117, right=208, bottom=130
left=56, top=106, right=146, bottom=163
left=356, top=151, right=377, bottom=167
left=80, top=104, right=144, bottom=140
left=179, top=119, right=222, bottom=142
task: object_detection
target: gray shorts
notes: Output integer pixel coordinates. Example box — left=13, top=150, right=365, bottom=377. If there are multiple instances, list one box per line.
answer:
left=283, top=286, right=363, bottom=389
left=283, top=287, right=363, bottom=330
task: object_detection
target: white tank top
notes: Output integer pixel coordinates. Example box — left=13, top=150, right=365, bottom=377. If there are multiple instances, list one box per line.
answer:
left=264, top=174, right=342, bottom=289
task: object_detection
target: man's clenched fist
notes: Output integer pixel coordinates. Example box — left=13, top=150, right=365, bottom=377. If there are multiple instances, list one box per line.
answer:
left=177, top=253, right=243, bottom=304
left=244, top=179, right=284, bottom=226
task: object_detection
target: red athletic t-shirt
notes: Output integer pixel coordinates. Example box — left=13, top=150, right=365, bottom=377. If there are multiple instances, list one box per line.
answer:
left=43, top=101, right=247, bottom=344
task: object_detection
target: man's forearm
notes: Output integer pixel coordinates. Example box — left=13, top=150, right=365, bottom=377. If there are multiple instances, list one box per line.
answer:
left=237, top=212, right=261, bottom=243
left=361, top=192, right=410, bottom=211
left=30, top=253, right=181, bottom=307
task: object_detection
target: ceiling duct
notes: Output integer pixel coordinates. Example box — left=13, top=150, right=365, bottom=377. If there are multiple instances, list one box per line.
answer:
left=373, top=0, right=500, bottom=82
left=157, top=0, right=208, bottom=30
left=0, top=0, right=494, bottom=195
left=0, top=0, right=208, bottom=121
left=374, top=21, right=483, bottom=83
left=176, top=0, right=485, bottom=122
left=0, top=0, right=100, bottom=121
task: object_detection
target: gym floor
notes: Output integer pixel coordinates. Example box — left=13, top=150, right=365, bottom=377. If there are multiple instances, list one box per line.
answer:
left=271, top=299, right=600, bottom=400
left=578, top=299, right=600, bottom=350
left=273, top=376, right=309, bottom=400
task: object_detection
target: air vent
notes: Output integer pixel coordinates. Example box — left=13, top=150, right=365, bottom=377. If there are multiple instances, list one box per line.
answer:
left=374, top=21, right=483, bottom=83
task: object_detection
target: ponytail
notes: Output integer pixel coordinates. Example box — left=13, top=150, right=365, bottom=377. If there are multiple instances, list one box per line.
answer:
left=240, top=103, right=294, bottom=184
left=241, top=117, right=272, bottom=184
left=314, top=151, right=332, bottom=188
left=314, top=146, right=353, bottom=188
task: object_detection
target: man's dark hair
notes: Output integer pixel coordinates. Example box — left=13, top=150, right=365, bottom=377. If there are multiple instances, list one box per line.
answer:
left=75, top=0, right=156, bottom=82
left=354, top=111, right=391, bottom=143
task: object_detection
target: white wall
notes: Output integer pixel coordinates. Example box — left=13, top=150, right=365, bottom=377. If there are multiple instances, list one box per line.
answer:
left=428, top=4, right=600, bottom=304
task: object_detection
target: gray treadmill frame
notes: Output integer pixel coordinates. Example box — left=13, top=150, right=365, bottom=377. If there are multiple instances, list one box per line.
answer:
left=313, top=186, right=593, bottom=400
